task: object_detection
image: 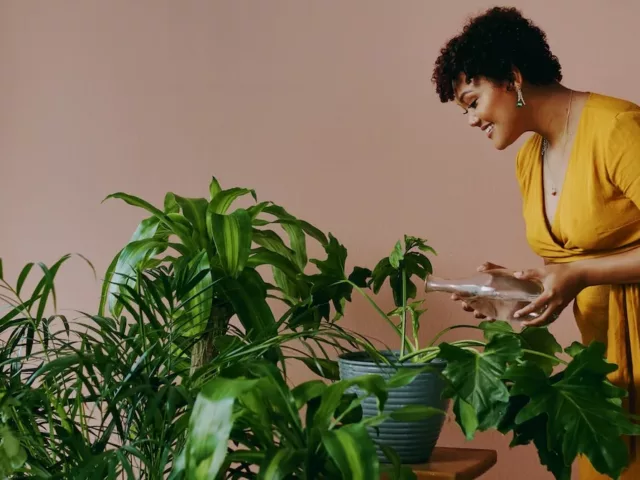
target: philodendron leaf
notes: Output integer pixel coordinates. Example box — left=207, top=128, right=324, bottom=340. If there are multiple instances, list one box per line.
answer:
left=505, top=342, right=640, bottom=479
left=208, top=209, right=252, bottom=278
left=389, top=241, right=404, bottom=269
left=479, top=321, right=561, bottom=375
left=179, top=376, right=258, bottom=479
left=322, top=424, right=379, bottom=480
left=498, top=393, right=570, bottom=480
left=437, top=334, right=521, bottom=439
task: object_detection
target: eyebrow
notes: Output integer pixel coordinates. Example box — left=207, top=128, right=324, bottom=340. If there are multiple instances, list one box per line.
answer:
left=457, top=89, right=473, bottom=105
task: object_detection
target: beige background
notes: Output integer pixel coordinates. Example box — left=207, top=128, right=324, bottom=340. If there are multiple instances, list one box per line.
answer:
left=2, top=1, right=639, bottom=478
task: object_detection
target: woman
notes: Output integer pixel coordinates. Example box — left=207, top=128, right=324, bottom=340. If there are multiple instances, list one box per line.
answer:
left=432, top=6, right=640, bottom=479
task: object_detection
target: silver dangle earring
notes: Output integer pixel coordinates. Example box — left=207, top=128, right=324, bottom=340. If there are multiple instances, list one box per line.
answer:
left=516, top=85, right=525, bottom=108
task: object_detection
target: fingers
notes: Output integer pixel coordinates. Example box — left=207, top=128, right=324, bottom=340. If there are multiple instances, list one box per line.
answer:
left=513, top=268, right=542, bottom=280
left=522, top=307, right=560, bottom=327
left=513, top=293, right=550, bottom=319
left=450, top=294, right=487, bottom=318
left=477, top=262, right=506, bottom=272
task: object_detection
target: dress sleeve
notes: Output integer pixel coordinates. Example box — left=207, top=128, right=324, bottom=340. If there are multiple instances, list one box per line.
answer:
left=607, top=111, right=640, bottom=208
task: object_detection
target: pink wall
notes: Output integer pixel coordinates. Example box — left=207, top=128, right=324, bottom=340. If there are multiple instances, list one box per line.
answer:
left=2, top=1, right=639, bottom=478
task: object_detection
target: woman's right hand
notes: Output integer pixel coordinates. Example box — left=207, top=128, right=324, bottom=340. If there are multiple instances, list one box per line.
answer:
left=451, top=262, right=506, bottom=319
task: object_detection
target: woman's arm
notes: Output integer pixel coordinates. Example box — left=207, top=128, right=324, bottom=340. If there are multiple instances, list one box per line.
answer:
left=575, top=245, right=640, bottom=286
left=512, top=246, right=640, bottom=326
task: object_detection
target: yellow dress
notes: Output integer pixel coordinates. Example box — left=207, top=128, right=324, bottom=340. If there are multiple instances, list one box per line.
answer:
left=516, top=92, right=640, bottom=479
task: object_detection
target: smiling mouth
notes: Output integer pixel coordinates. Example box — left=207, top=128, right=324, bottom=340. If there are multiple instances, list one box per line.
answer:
left=484, top=123, right=494, bottom=137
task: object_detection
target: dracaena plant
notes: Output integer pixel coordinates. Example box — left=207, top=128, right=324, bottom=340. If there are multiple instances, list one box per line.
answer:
left=100, top=177, right=367, bottom=373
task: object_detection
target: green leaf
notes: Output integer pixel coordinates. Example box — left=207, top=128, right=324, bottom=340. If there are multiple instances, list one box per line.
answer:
left=252, top=229, right=297, bottom=262
left=348, top=267, right=372, bottom=288
left=369, top=258, right=394, bottom=294
left=208, top=209, right=252, bottom=278
left=209, top=176, right=222, bottom=200
left=292, top=380, right=327, bottom=409
left=322, top=424, right=379, bottom=480
left=16, top=262, right=34, bottom=296
left=164, top=192, right=180, bottom=213
left=519, top=327, right=562, bottom=375
left=174, top=196, right=209, bottom=248
left=386, top=365, right=439, bottom=389
left=479, top=320, right=514, bottom=340
left=259, top=448, right=304, bottom=479
left=180, top=253, right=215, bottom=337
left=261, top=204, right=328, bottom=246
left=107, top=238, right=168, bottom=315
left=184, top=376, right=259, bottom=479
left=246, top=248, right=301, bottom=281
left=453, top=398, right=479, bottom=439
left=505, top=342, right=640, bottom=479
left=438, top=334, right=521, bottom=437
left=498, top=394, right=569, bottom=480
left=390, top=271, right=416, bottom=307
left=389, top=241, right=404, bottom=269
left=100, top=216, right=162, bottom=315
left=293, top=357, right=339, bottom=381
left=389, top=404, right=445, bottom=421
left=209, top=187, right=257, bottom=215
left=215, top=268, right=276, bottom=340
left=479, top=321, right=561, bottom=375
left=314, top=374, right=388, bottom=430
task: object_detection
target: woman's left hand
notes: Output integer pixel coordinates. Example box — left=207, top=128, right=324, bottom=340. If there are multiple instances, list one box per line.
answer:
left=512, top=263, right=587, bottom=327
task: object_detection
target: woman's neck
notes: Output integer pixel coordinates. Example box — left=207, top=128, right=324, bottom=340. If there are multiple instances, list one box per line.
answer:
left=522, top=83, right=579, bottom=148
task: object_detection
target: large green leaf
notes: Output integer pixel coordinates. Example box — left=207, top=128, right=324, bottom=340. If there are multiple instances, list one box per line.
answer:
left=505, top=342, right=640, bottom=479
left=174, top=196, right=209, bottom=249
left=479, top=321, right=561, bottom=375
left=179, top=253, right=214, bottom=337
left=209, top=187, right=257, bottom=215
left=246, top=248, right=301, bottom=281
left=179, top=376, right=258, bottom=479
left=208, top=209, right=252, bottom=278
left=258, top=448, right=305, bottom=479
left=100, top=216, right=162, bottom=316
left=107, top=238, right=168, bottom=317
left=251, top=229, right=297, bottom=263
left=322, top=424, right=379, bottom=480
left=498, top=393, right=569, bottom=480
left=104, top=192, right=194, bottom=247
left=437, top=334, right=521, bottom=438
left=215, top=268, right=276, bottom=340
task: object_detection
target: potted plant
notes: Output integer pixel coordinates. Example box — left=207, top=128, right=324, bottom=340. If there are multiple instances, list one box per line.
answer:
left=333, top=235, right=640, bottom=479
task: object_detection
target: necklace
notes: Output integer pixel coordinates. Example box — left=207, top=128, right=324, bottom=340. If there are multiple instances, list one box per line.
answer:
left=541, top=90, right=574, bottom=196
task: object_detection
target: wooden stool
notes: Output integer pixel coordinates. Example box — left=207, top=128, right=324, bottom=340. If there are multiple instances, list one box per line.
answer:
left=382, top=447, right=497, bottom=479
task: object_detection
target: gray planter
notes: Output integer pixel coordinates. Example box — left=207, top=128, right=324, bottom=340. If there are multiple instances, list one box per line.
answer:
left=338, top=351, right=449, bottom=464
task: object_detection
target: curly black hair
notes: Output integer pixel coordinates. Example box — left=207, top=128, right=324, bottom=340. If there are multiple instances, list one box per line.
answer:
left=432, top=7, right=562, bottom=102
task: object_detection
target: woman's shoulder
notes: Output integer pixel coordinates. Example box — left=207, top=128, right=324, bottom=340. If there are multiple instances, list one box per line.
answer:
left=586, top=92, right=640, bottom=150
left=585, top=92, right=640, bottom=128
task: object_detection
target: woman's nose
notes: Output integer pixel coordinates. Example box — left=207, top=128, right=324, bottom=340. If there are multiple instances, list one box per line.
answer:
left=468, top=113, right=481, bottom=127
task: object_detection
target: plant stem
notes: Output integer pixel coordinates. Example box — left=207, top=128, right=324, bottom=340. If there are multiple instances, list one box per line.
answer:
left=346, top=281, right=399, bottom=333
left=428, top=324, right=482, bottom=346
left=521, top=348, right=568, bottom=366
left=400, top=268, right=408, bottom=357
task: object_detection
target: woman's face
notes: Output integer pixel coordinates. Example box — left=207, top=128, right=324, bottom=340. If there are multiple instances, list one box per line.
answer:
left=453, top=74, right=524, bottom=150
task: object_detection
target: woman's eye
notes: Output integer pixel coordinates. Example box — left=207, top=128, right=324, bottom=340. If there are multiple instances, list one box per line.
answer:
left=469, top=100, right=478, bottom=109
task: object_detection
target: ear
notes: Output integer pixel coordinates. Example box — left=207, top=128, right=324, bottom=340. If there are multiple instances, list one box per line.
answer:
left=507, top=67, right=524, bottom=91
